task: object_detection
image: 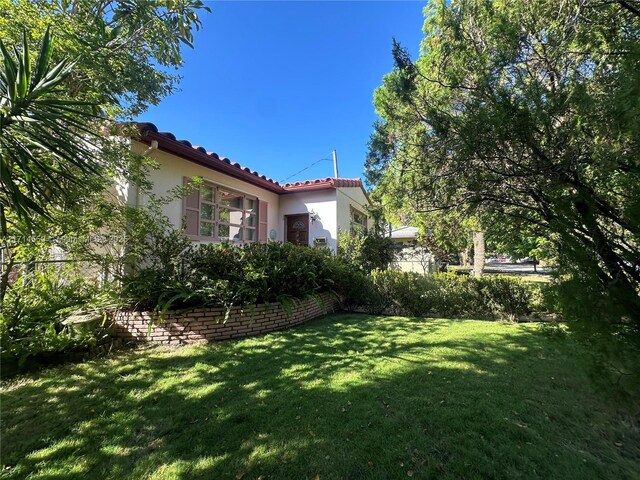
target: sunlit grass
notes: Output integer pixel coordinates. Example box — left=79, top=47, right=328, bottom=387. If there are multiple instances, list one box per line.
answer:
left=2, top=314, right=638, bottom=479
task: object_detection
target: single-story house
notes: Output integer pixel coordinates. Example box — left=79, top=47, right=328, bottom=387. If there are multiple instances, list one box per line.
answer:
left=389, top=225, right=434, bottom=274
left=123, top=123, right=371, bottom=252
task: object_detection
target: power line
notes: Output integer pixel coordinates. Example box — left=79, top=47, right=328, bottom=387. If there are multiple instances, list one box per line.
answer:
left=282, top=154, right=333, bottom=182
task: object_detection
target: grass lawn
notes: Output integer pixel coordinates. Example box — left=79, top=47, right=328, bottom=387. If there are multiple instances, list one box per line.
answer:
left=2, top=314, right=639, bottom=479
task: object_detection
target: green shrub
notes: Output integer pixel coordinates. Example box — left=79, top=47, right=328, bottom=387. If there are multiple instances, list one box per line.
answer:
left=0, top=265, right=112, bottom=366
left=342, top=270, right=538, bottom=320
left=122, top=242, right=343, bottom=312
left=331, top=264, right=387, bottom=314
left=337, top=230, right=396, bottom=273
left=475, top=276, right=535, bottom=318
left=120, top=228, right=540, bottom=320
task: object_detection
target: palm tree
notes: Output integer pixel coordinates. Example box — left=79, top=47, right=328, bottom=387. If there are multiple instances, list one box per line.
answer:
left=0, top=28, right=105, bottom=302
left=0, top=28, right=102, bottom=232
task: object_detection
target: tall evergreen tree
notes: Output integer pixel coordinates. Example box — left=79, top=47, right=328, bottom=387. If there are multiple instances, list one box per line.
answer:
left=367, top=1, right=640, bottom=328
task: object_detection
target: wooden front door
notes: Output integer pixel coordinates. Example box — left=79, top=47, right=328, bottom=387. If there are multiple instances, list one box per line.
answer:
left=286, top=214, right=309, bottom=246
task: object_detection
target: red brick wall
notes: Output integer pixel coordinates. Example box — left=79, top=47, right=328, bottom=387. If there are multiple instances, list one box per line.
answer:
left=110, top=292, right=338, bottom=345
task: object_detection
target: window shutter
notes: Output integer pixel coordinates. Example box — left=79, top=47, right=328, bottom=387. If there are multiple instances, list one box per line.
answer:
left=183, top=177, right=200, bottom=239
left=258, top=200, right=268, bottom=243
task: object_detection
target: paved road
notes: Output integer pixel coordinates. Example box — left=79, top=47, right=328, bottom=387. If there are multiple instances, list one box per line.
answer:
left=483, top=262, right=546, bottom=275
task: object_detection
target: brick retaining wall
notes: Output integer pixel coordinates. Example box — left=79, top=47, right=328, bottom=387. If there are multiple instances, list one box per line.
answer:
left=110, top=292, right=339, bottom=345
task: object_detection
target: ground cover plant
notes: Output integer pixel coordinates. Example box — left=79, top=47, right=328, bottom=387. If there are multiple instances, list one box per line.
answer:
left=0, top=264, right=111, bottom=365
left=2, top=313, right=638, bottom=479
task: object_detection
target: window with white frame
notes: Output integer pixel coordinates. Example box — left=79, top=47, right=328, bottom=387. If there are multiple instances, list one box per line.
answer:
left=350, top=206, right=367, bottom=233
left=195, top=182, right=258, bottom=242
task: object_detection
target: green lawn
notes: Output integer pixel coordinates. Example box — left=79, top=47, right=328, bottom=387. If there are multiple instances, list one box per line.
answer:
left=2, top=314, right=638, bottom=479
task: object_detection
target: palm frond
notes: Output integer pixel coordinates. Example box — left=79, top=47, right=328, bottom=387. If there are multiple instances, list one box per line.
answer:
left=0, top=28, right=104, bottom=227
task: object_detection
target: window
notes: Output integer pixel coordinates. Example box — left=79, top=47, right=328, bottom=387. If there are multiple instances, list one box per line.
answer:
left=186, top=179, right=260, bottom=242
left=313, top=237, right=327, bottom=247
left=350, top=207, right=368, bottom=233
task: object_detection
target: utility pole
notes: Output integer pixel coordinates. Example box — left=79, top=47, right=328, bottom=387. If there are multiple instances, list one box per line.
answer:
left=332, top=149, right=339, bottom=178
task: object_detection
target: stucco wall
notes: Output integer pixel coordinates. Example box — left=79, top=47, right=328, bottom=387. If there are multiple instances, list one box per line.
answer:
left=132, top=140, right=282, bottom=241
left=391, top=239, right=434, bottom=274
left=130, top=141, right=374, bottom=252
left=336, top=186, right=372, bottom=236
left=394, top=256, right=433, bottom=274
left=279, top=190, right=338, bottom=251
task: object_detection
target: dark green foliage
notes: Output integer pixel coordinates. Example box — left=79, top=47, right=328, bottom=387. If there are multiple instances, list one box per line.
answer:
left=543, top=275, right=640, bottom=383
left=122, top=242, right=344, bottom=312
left=145, top=235, right=543, bottom=321
left=0, top=0, right=210, bottom=118
left=0, top=1, right=211, bottom=366
left=344, top=270, right=541, bottom=320
left=0, top=28, right=103, bottom=225
left=368, top=0, right=640, bottom=334
left=337, top=230, right=396, bottom=273
left=0, top=264, right=113, bottom=367
left=331, top=264, right=387, bottom=313
left=1, top=0, right=211, bottom=232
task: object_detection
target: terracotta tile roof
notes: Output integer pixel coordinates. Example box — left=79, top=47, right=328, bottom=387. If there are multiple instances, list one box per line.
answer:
left=281, top=177, right=371, bottom=204
left=282, top=177, right=363, bottom=191
left=133, top=123, right=369, bottom=199
left=135, top=122, right=283, bottom=192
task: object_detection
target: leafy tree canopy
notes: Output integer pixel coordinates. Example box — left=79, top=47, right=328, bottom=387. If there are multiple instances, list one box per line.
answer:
left=0, top=0, right=209, bottom=223
left=367, top=0, right=640, bottom=326
left=1, top=1, right=210, bottom=299
left=0, top=0, right=210, bottom=118
left=1, top=29, right=106, bottom=226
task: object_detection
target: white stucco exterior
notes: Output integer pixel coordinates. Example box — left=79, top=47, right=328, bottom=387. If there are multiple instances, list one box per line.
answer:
left=388, top=226, right=434, bottom=274
left=129, top=137, right=372, bottom=252
left=336, top=187, right=371, bottom=235
left=279, top=190, right=338, bottom=250
left=131, top=140, right=282, bottom=241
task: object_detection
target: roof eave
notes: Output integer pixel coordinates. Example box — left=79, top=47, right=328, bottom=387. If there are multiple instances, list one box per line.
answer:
left=136, top=131, right=285, bottom=194
left=281, top=183, right=336, bottom=194
left=336, top=183, right=372, bottom=205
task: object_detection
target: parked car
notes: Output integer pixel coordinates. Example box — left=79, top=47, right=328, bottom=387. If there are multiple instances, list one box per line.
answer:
left=517, top=257, right=535, bottom=264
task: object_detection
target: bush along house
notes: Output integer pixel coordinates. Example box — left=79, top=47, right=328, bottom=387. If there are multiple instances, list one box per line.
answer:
left=125, top=123, right=371, bottom=252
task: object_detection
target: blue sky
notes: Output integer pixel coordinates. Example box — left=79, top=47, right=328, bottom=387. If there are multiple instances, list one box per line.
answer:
left=138, top=1, right=425, bottom=185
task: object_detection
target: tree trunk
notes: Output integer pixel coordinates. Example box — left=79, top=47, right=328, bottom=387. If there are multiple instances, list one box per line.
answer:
left=473, top=230, right=485, bottom=277
left=0, top=253, right=14, bottom=304
left=0, top=211, right=12, bottom=303
left=459, top=248, right=471, bottom=267
left=574, top=198, right=640, bottom=322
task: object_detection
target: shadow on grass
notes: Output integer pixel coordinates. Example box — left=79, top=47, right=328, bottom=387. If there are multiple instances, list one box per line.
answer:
left=2, top=314, right=639, bottom=479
